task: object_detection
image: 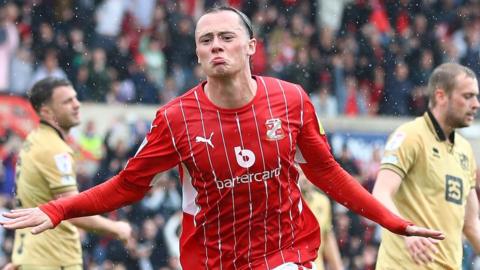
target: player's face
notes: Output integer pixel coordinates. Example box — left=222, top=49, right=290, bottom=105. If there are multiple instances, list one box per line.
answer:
left=446, top=74, right=479, bottom=128
left=49, top=85, right=81, bottom=130
left=195, top=10, right=256, bottom=78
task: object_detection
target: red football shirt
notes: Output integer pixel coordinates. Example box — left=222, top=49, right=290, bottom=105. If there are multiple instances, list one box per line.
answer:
left=125, top=76, right=320, bottom=269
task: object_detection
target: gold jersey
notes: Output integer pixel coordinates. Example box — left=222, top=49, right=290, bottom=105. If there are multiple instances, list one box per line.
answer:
left=304, top=189, right=332, bottom=270
left=12, top=123, right=82, bottom=267
left=376, top=112, right=477, bottom=270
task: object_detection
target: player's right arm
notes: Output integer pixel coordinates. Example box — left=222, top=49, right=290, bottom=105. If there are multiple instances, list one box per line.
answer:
left=54, top=190, right=132, bottom=243
left=1, top=109, right=181, bottom=232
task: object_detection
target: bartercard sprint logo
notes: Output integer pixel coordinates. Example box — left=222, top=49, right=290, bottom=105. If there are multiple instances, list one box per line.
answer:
left=215, top=146, right=280, bottom=189
left=234, top=146, right=255, bottom=168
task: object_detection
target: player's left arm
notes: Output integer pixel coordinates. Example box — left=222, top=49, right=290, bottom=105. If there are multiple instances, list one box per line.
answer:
left=463, top=188, right=480, bottom=253
left=296, top=91, right=443, bottom=239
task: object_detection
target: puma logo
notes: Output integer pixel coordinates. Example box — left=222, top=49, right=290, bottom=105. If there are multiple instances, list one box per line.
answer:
left=196, top=132, right=214, bottom=148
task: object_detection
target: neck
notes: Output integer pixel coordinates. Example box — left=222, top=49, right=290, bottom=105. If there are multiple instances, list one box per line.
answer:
left=430, top=107, right=454, bottom=141
left=204, top=72, right=257, bottom=109
left=41, top=118, right=69, bottom=139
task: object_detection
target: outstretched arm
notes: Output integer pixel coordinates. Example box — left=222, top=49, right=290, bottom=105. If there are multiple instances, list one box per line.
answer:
left=1, top=207, right=53, bottom=234
left=2, top=109, right=181, bottom=232
left=57, top=190, right=132, bottom=243
left=299, top=158, right=444, bottom=240
left=1, top=175, right=147, bottom=234
left=297, top=93, right=444, bottom=240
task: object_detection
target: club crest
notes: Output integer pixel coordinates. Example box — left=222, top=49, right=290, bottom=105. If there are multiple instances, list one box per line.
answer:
left=266, top=118, right=285, bottom=140
left=458, top=153, right=469, bottom=171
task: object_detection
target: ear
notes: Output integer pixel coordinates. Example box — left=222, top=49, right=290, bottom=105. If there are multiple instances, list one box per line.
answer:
left=247, top=38, right=257, bottom=57
left=195, top=47, right=200, bottom=64
left=434, top=88, right=447, bottom=105
left=39, top=104, right=53, bottom=120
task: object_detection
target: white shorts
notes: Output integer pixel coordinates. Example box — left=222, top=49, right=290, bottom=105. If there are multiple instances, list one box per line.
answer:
left=272, top=262, right=317, bottom=270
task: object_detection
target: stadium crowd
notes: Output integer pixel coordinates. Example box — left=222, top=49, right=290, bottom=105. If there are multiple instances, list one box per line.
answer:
left=1, top=0, right=480, bottom=269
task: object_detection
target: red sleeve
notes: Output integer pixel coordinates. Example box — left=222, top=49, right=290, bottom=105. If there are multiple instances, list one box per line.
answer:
left=297, top=94, right=412, bottom=235
left=40, top=109, right=182, bottom=226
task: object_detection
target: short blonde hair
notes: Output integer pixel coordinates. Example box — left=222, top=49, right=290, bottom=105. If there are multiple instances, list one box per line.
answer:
left=428, top=63, right=476, bottom=108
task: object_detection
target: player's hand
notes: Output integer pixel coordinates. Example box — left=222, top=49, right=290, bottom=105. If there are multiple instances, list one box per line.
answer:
left=0, top=207, right=53, bottom=234
left=404, top=236, right=440, bottom=265
left=405, top=225, right=445, bottom=240
left=1, top=263, right=17, bottom=270
left=114, top=220, right=133, bottom=245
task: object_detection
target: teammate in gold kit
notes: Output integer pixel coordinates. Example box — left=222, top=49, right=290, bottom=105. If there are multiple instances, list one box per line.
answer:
left=373, top=63, right=480, bottom=269
left=4, top=78, right=132, bottom=270
left=301, top=172, right=343, bottom=270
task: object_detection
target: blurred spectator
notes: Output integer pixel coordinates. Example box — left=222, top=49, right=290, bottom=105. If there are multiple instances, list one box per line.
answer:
left=333, top=53, right=356, bottom=114
left=9, top=46, right=33, bottom=96
left=87, top=47, right=112, bottom=102
left=93, top=0, right=129, bottom=51
left=301, top=172, right=344, bottom=270
left=29, top=48, right=67, bottom=87
left=361, top=148, right=382, bottom=193
left=268, top=24, right=296, bottom=75
left=161, top=76, right=180, bottom=103
left=139, top=34, right=166, bottom=89
left=136, top=218, right=170, bottom=269
left=379, top=61, right=413, bottom=116
left=282, top=48, right=316, bottom=93
left=106, top=79, right=135, bottom=104
left=411, top=49, right=434, bottom=87
left=129, top=56, right=160, bottom=104
left=369, top=66, right=385, bottom=114
left=78, top=120, right=103, bottom=161
left=108, top=34, right=133, bottom=81
left=460, top=20, right=480, bottom=76
left=0, top=133, right=21, bottom=196
left=74, top=65, right=92, bottom=101
left=166, top=15, right=196, bottom=90
left=336, top=144, right=361, bottom=179
left=311, top=84, right=338, bottom=118
left=410, top=49, right=435, bottom=116
left=32, top=22, right=56, bottom=62
left=0, top=195, right=8, bottom=266
left=130, top=0, right=156, bottom=30
left=0, top=2, right=18, bottom=92
left=344, top=76, right=368, bottom=117
left=163, top=211, right=181, bottom=266
left=64, top=27, right=88, bottom=78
